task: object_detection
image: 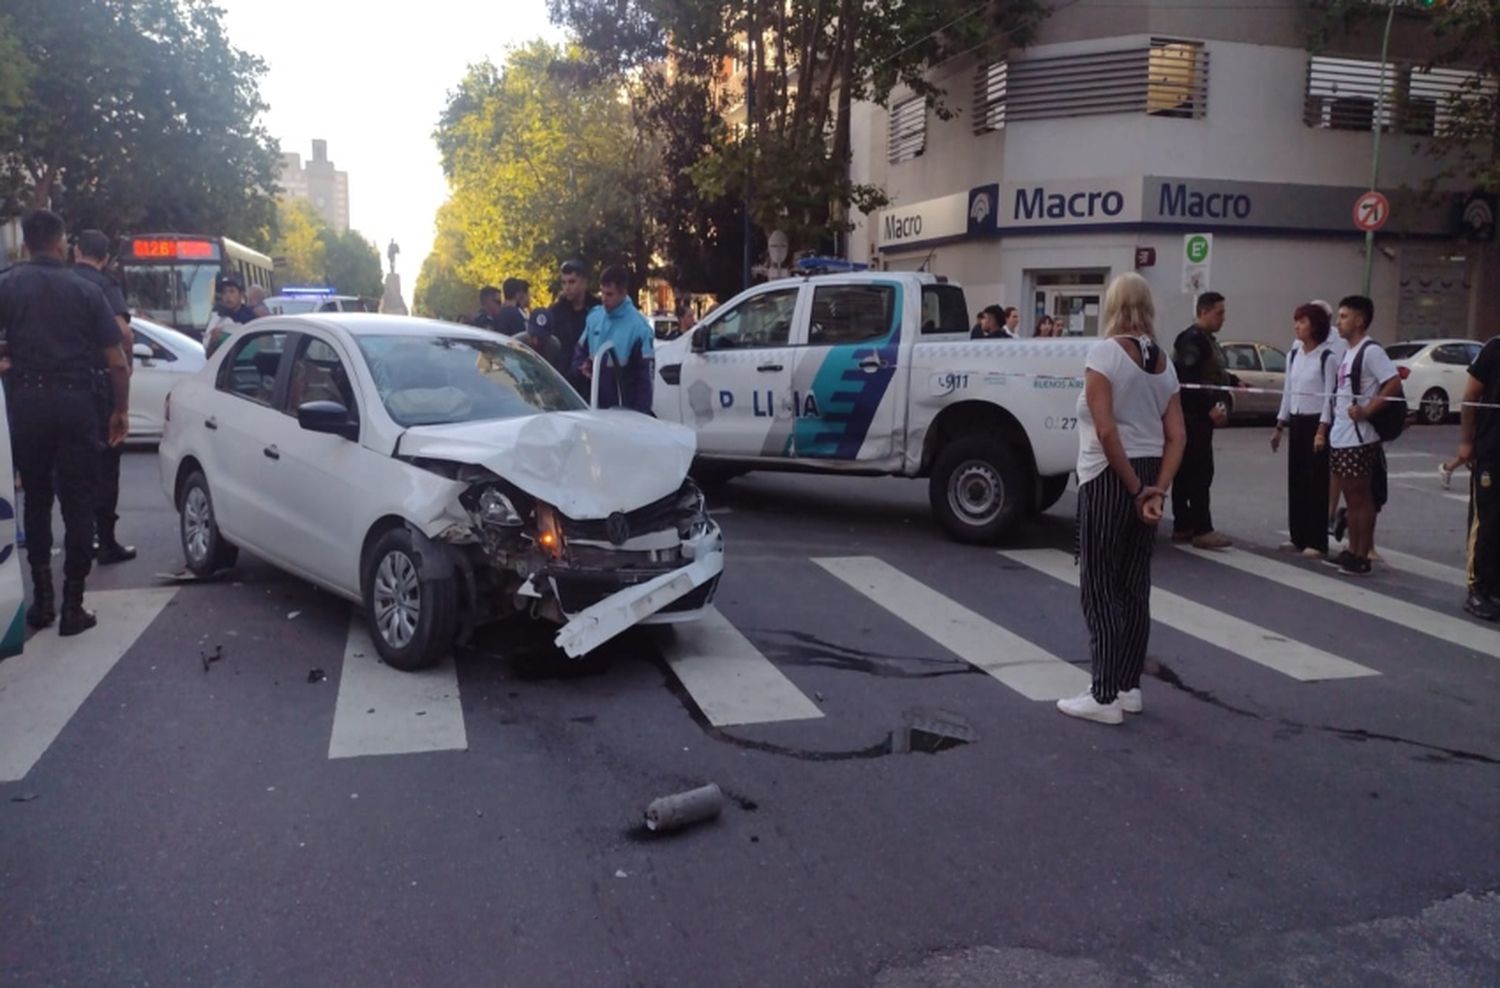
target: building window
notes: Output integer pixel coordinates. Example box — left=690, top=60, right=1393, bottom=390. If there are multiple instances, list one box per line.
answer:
left=1004, top=39, right=1209, bottom=123
left=1304, top=56, right=1496, bottom=135
left=973, top=61, right=1008, bottom=134
left=888, top=96, right=926, bottom=164
left=1147, top=39, right=1207, bottom=118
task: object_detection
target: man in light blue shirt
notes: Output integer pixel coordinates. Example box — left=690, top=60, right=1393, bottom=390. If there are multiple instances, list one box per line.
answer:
left=575, top=265, right=655, bottom=414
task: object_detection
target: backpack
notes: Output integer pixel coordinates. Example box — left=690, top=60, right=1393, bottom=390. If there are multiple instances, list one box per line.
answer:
left=1349, top=340, right=1405, bottom=444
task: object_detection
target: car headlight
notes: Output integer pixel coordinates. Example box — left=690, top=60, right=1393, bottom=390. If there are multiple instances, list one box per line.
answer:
left=479, top=488, right=523, bottom=527
left=534, top=503, right=565, bottom=559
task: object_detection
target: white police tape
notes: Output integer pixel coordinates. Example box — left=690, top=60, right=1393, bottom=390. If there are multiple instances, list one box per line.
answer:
left=1175, top=381, right=1500, bottom=411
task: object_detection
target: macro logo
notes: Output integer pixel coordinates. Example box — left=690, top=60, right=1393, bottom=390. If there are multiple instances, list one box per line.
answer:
left=0, top=496, right=13, bottom=567
left=968, top=183, right=1000, bottom=235
left=1462, top=193, right=1496, bottom=243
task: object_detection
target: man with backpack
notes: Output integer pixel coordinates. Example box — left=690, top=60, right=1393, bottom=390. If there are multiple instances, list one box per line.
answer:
left=1451, top=334, right=1500, bottom=621
left=1326, top=295, right=1403, bottom=578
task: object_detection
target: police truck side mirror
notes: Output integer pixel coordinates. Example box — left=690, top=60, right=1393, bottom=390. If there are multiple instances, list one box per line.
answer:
left=691, top=326, right=708, bottom=353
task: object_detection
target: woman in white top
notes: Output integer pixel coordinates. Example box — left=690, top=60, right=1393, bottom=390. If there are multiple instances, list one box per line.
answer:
left=1060, top=273, right=1186, bottom=726
left=1270, top=303, right=1339, bottom=558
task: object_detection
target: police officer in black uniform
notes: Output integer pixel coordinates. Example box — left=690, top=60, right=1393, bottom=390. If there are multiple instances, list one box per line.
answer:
left=0, top=210, right=129, bottom=636
left=72, top=229, right=138, bottom=564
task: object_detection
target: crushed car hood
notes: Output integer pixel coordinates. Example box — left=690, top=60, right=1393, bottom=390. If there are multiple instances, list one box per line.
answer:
left=399, top=410, right=697, bottom=518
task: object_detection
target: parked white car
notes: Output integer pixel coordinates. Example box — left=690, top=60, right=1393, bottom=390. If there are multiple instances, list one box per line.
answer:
left=1387, top=339, right=1484, bottom=425
left=1219, top=341, right=1287, bottom=421
left=158, top=314, right=724, bottom=670
left=129, top=317, right=206, bottom=440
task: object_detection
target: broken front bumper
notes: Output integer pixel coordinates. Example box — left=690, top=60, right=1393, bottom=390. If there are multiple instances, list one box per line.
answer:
left=552, top=525, right=725, bottom=658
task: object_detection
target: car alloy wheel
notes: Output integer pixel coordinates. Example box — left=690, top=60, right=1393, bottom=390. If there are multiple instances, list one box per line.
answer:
left=183, top=487, right=212, bottom=566
left=372, top=549, right=421, bottom=651
left=1421, top=389, right=1448, bottom=426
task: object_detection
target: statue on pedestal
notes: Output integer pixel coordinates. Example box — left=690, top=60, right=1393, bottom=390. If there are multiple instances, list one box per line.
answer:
left=386, top=238, right=400, bottom=276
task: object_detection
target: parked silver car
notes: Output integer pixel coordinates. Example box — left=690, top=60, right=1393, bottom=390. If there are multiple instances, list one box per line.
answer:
left=1220, top=341, right=1287, bottom=421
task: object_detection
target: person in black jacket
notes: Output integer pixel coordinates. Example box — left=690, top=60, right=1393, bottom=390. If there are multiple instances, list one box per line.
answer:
left=471, top=286, right=504, bottom=334
left=0, top=210, right=130, bottom=636
left=71, top=229, right=138, bottom=564
left=549, top=260, right=600, bottom=384
left=1172, top=292, right=1238, bottom=549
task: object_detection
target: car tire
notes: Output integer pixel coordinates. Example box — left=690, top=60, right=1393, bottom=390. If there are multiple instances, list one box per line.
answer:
left=1420, top=388, right=1448, bottom=426
left=1034, top=474, right=1071, bottom=515
left=179, top=471, right=238, bottom=577
left=929, top=436, right=1030, bottom=544
left=362, top=528, right=458, bottom=672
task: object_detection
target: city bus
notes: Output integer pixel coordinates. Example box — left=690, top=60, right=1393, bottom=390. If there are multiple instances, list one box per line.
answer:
left=117, top=233, right=274, bottom=338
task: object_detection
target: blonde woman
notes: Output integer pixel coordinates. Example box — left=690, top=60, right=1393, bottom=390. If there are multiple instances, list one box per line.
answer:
left=1059, top=273, right=1187, bottom=725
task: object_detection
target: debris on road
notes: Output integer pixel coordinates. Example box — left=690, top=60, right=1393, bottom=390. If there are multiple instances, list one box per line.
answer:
left=200, top=645, right=224, bottom=672
left=287, top=611, right=302, bottom=621
left=644, top=783, right=724, bottom=834
left=155, top=570, right=227, bottom=584
left=10, top=793, right=39, bottom=803
left=614, top=869, right=629, bottom=879
left=307, top=669, right=327, bottom=684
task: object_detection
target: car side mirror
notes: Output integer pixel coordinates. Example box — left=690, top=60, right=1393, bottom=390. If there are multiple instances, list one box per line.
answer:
left=297, top=400, right=359, bottom=441
left=691, top=326, right=708, bottom=353
left=132, top=342, right=155, bottom=365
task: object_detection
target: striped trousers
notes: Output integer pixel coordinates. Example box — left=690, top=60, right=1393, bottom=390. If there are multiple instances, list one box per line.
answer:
left=1078, top=457, right=1161, bottom=704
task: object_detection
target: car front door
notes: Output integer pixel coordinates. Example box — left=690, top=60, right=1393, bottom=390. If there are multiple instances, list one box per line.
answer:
left=198, top=329, right=292, bottom=550
left=789, top=280, right=904, bottom=461
left=262, top=332, right=374, bottom=594
left=677, top=285, right=803, bottom=458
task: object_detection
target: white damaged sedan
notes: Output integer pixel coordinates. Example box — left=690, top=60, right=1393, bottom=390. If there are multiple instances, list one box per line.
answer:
left=159, top=314, right=724, bottom=670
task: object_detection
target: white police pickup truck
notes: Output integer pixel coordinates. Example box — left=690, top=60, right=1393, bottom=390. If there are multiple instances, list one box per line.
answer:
left=651, top=272, right=1088, bottom=544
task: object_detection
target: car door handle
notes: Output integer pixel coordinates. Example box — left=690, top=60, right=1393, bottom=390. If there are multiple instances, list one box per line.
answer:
left=263, top=446, right=280, bottom=461
left=858, top=357, right=887, bottom=371
left=757, top=363, right=783, bottom=373
left=204, top=417, right=218, bottom=431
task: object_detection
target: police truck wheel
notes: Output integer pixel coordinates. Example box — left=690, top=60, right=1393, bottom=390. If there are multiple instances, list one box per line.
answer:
left=1033, top=474, right=1071, bottom=515
left=930, top=437, right=1029, bottom=544
left=362, top=529, right=457, bottom=672
left=179, top=471, right=238, bottom=577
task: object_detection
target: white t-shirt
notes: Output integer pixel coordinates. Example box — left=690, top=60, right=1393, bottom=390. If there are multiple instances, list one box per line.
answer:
left=1330, top=338, right=1398, bottom=449
left=1076, top=336, right=1180, bottom=485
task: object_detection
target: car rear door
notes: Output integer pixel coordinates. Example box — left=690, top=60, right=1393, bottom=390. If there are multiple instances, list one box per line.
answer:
left=676, top=284, right=804, bottom=457
left=1222, top=344, right=1270, bottom=417
left=784, top=279, right=906, bottom=461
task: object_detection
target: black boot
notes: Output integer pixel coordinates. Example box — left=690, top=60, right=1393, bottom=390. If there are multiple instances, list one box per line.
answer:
left=59, top=579, right=97, bottom=637
left=96, top=539, right=138, bottom=565
left=25, top=567, right=56, bottom=629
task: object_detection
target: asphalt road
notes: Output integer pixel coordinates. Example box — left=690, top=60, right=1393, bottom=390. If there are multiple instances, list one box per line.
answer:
left=2, top=423, right=1496, bottom=988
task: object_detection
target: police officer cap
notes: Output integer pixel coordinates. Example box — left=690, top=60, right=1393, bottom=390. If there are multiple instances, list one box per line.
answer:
left=527, top=309, right=551, bottom=337
left=217, top=273, right=244, bottom=292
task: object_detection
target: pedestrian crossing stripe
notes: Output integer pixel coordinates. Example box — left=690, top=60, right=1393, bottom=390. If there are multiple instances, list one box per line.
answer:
left=1277, top=532, right=1467, bottom=589
left=0, top=588, right=178, bottom=783
left=327, top=616, right=467, bottom=759
left=813, top=556, right=1090, bottom=701
left=1002, top=549, right=1379, bottom=682
left=654, top=608, right=824, bottom=727
left=1179, top=546, right=1500, bottom=657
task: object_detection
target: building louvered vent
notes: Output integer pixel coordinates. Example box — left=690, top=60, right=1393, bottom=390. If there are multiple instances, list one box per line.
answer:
left=1002, top=39, right=1207, bottom=123
left=973, top=61, right=1008, bottom=134
left=888, top=96, right=927, bottom=163
left=1304, top=55, right=1498, bottom=136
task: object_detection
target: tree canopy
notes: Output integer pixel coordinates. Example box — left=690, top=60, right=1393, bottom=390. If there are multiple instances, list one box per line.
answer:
left=0, top=0, right=280, bottom=248
left=273, top=199, right=383, bottom=298
left=414, top=201, right=483, bottom=321
left=431, top=42, right=660, bottom=302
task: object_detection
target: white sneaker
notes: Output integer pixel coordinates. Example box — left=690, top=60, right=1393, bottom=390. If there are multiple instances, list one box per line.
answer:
left=1118, top=688, right=1143, bottom=714
left=1056, top=691, right=1124, bottom=725
left=1302, top=548, right=1327, bottom=560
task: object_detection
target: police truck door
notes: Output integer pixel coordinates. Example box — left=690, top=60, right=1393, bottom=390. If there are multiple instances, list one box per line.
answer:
left=787, top=280, right=904, bottom=461
left=678, top=285, right=802, bottom=458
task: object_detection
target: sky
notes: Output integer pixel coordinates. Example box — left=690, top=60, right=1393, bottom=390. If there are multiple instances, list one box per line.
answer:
left=218, top=0, right=563, bottom=305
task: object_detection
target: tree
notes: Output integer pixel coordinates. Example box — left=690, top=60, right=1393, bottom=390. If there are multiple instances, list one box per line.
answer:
left=0, top=0, right=279, bottom=248
left=414, top=202, right=483, bottom=321
left=550, top=0, right=1049, bottom=257
left=275, top=200, right=327, bottom=286
left=433, top=42, right=662, bottom=300
left=1308, top=1, right=1498, bottom=194
left=320, top=229, right=384, bottom=299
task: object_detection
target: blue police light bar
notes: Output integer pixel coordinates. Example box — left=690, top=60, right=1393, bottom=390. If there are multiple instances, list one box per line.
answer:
left=795, top=256, right=868, bottom=273
left=280, top=285, right=336, bottom=296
